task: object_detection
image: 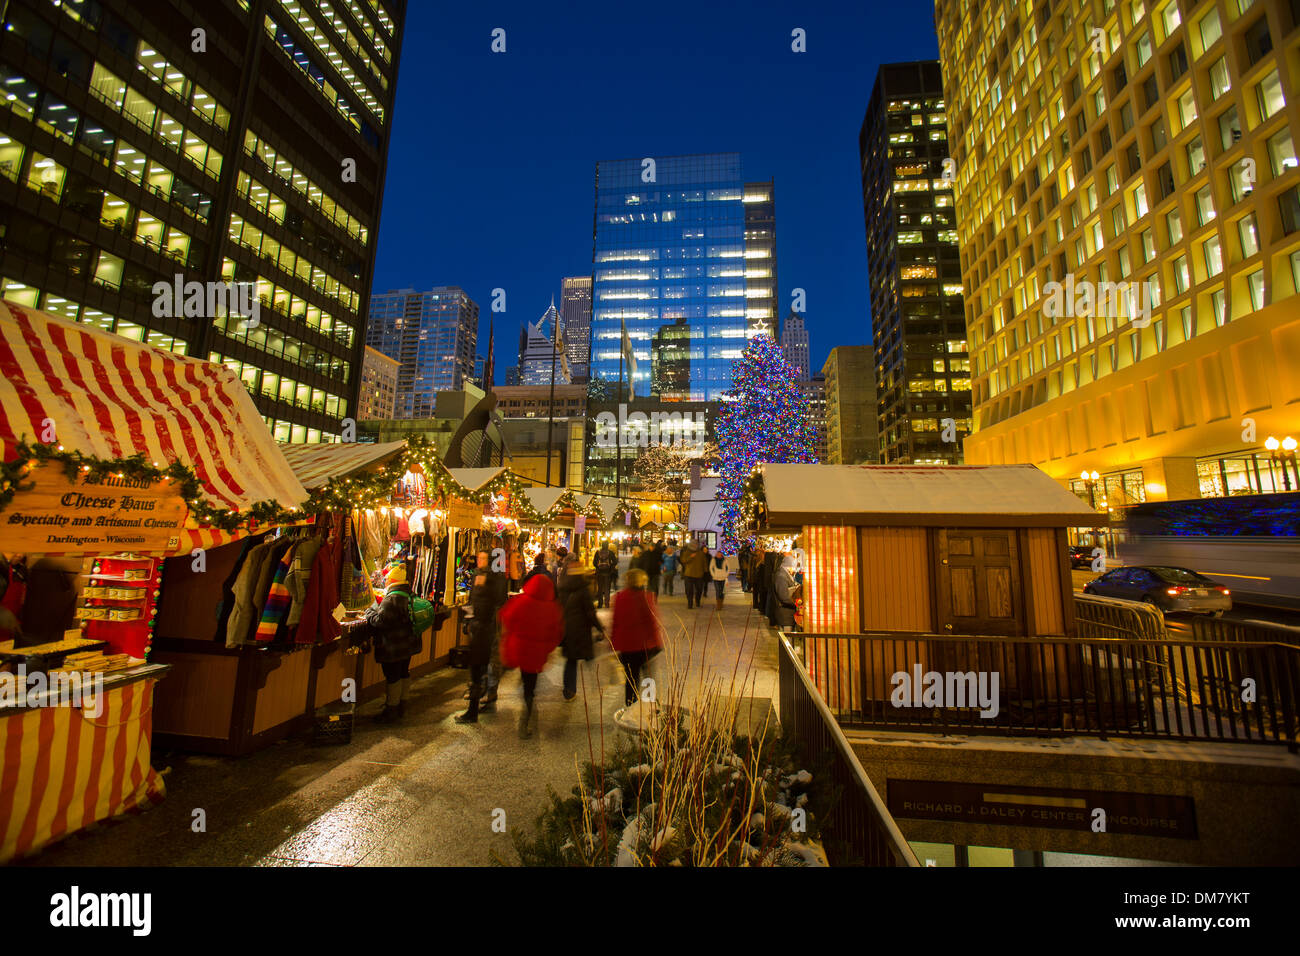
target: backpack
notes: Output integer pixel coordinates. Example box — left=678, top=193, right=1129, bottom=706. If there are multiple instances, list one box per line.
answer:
left=409, top=595, right=436, bottom=635
left=595, top=550, right=616, bottom=572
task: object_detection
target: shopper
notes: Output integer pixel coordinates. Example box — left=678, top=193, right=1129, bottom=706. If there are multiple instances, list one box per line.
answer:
left=348, top=565, right=421, bottom=723
left=638, top=542, right=662, bottom=596
left=558, top=555, right=604, bottom=701
left=660, top=543, right=680, bottom=597
left=456, top=553, right=505, bottom=724
left=500, top=573, right=562, bottom=738
left=593, top=539, right=618, bottom=608
left=709, top=552, right=732, bottom=610
left=610, top=568, right=663, bottom=708
left=681, top=540, right=710, bottom=609
left=477, top=550, right=509, bottom=709
left=523, top=552, right=553, bottom=586
left=773, top=553, right=800, bottom=631
left=738, top=542, right=753, bottom=593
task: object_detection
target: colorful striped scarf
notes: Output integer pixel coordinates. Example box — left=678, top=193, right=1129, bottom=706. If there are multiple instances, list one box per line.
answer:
left=255, top=547, right=295, bottom=642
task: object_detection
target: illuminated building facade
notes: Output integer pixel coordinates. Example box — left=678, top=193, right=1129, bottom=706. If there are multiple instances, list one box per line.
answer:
left=357, top=343, right=399, bottom=420
left=0, top=0, right=404, bottom=442
left=936, top=0, right=1300, bottom=500
left=367, top=287, right=478, bottom=419
left=585, top=152, right=776, bottom=492
left=861, top=60, right=972, bottom=465
left=823, top=345, right=880, bottom=464
left=560, top=274, right=592, bottom=382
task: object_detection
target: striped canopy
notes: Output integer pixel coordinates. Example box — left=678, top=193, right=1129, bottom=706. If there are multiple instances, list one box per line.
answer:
left=278, top=440, right=407, bottom=489
left=0, top=302, right=307, bottom=515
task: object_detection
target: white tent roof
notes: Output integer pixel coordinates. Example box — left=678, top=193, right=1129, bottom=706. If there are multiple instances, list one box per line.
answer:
left=278, top=440, right=406, bottom=489
left=761, top=464, right=1101, bottom=528
left=445, top=466, right=508, bottom=492
left=522, top=486, right=568, bottom=515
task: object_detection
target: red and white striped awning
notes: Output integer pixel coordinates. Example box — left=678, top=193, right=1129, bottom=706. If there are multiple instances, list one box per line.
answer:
left=278, top=440, right=407, bottom=489
left=0, top=301, right=307, bottom=524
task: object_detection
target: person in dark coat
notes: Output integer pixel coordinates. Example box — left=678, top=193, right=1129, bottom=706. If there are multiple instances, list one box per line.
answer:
left=523, top=552, right=554, bottom=586
left=593, top=540, right=618, bottom=608
left=637, top=543, right=661, bottom=596
left=610, top=568, right=663, bottom=707
left=500, top=574, right=562, bottom=738
left=347, top=565, right=421, bottom=723
left=456, top=553, right=505, bottom=724
left=558, top=556, right=604, bottom=701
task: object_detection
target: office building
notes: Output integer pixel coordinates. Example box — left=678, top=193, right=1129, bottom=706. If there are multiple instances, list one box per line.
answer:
left=358, top=344, right=399, bottom=420
left=560, top=274, right=592, bottom=382
left=0, top=0, right=405, bottom=443
left=860, top=60, right=972, bottom=465
left=801, top=374, right=828, bottom=461
left=492, top=382, right=586, bottom=420
left=823, top=345, right=879, bottom=464
left=935, top=0, right=1300, bottom=500
left=366, top=286, right=478, bottom=419
left=780, top=311, right=811, bottom=381
left=585, top=152, right=777, bottom=493
left=518, top=300, right=567, bottom=386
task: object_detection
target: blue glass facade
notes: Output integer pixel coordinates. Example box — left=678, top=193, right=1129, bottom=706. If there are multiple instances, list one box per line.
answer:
left=366, top=287, right=478, bottom=419
left=585, top=153, right=776, bottom=492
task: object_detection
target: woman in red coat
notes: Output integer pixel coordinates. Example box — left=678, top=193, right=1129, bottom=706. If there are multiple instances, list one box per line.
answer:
left=500, top=573, right=562, bottom=738
left=610, top=568, right=664, bottom=707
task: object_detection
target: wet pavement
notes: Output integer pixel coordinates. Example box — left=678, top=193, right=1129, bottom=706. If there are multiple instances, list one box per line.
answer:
left=19, top=558, right=778, bottom=867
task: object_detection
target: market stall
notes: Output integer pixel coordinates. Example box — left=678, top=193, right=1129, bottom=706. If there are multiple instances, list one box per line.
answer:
left=0, top=301, right=307, bottom=859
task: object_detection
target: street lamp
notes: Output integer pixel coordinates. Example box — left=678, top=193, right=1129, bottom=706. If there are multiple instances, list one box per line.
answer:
left=1079, top=470, right=1100, bottom=508
left=1265, top=436, right=1297, bottom=491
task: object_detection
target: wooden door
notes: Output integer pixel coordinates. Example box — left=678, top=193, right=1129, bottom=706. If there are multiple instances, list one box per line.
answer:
left=936, top=529, right=1022, bottom=636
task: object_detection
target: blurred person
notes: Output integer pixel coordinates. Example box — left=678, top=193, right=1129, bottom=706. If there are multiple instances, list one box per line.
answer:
left=593, top=539, right=618, bottom=609
left=346, top=565, right=420, bottom=723
left=500, top=573, right=563, bottom=738
left=558, top=554, right=604, bottom=701
left=456, top=552, right=506, bottom=723
left=709, top=551, right=734, bottom=611
left=660, top=542, right=680, bottom=596
left=610, top=568, right=663, bottom=708
left=681, top=540, right=710, bottom=609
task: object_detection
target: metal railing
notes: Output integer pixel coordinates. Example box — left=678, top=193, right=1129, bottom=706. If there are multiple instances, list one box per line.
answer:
left=1191, top=615, right=1300, bottom=644
left=786, top=631, right=1299, bottom=751
left=1074, top=593, right=1169, bottom=641
left=777, top=634, right=920, bottom=867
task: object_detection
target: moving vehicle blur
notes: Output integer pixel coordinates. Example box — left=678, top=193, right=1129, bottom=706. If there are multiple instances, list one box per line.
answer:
left=1083, top=566, right=1232, bottom=616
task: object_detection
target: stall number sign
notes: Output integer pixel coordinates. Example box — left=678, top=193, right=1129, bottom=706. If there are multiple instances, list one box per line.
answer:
left=2, top=463, right=187, bottom=552
left=447, top=496, right=484, bottom=528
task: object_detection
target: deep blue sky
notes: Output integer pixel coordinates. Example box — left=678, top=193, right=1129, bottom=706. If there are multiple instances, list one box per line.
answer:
left=370, top=1, right=941, bottom=375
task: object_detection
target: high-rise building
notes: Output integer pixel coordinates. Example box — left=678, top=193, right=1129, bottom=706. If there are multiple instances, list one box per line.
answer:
left=560, top=275, right=592, bottom=382
left=367, top=287, right=478, bottom=419
left=518, top=300, right=567, bottom=386
left=358, top=345, right=400, bottom=420
left=585, top=153, right=776, bottom=493
left=823, top=346, right=879, bottom=465
left=780, top=311, right=811, bottom=381
left=0, top=0, right=405, bottom=444
left=860, top=61, right=971, bottom=465
left=801, top=374, right=828, bottom=461
left=935, top=0, right=1300, bottom=501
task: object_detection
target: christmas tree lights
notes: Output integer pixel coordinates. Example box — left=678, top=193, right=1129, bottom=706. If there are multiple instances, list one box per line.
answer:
left=715, top=335, right=817, bottom=553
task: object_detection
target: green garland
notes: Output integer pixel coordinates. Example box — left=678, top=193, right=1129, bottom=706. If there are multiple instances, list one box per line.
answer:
left=1, top=434, right=643, bottom=536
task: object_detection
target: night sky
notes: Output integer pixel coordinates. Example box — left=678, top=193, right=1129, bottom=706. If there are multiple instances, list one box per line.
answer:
left=370, top=0, right=941, bottom=375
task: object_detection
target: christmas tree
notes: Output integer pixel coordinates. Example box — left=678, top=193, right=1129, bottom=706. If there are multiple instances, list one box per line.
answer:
left=715, top=335, right=817, bottom=553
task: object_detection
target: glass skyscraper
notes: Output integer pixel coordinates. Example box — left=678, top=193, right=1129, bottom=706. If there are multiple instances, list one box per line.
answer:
left=0, top=0, right=404, bottom=444
left=585, top=152, right=776, bottom=492
left=366, top=287, right=478, bottom=419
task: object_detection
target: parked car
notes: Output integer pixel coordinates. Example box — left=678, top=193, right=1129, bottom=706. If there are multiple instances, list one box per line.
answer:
left=1082, top=565, right=1232, bottom=616
left=1068, top=545, right=1095, bottom=569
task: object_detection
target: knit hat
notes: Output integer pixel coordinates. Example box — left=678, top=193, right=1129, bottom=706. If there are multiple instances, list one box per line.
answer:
left=386, top=565, right=408, bottom=586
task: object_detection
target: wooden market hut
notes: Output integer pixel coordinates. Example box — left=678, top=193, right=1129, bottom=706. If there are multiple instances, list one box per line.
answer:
left=756, top=463, right=1106, bottom=719
left=757, top=463, right=1102, bottom=638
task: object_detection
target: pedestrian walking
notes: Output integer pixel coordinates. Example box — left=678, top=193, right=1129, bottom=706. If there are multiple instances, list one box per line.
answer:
left=681, top=540, right=710, bottom=609
left=660, top=543, right=679, bottom=596
left=738, top=542, right=753, bottom=593
left=610, top=568, right=663, bottom=708
left=593, top=539, right=618, bottom=608
left=638, top=542, right=661, bottom=596
left=500, top=573, right=562, bottom=738
left=346, top=565, right=421, bottom=723
left=709, top=552, right=733, bottom=610
left=456, top=552, right=506, bottom=724
left=558, top=555, right=604, bottom=701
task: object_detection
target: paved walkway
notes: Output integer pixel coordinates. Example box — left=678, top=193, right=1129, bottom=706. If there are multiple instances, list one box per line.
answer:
left=21, top=559, right=778, bottom=867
